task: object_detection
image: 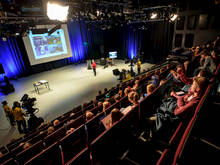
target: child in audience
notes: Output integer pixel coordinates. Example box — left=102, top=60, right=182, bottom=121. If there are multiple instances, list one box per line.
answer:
left=53, top=119, right=60, bottom=127
left=85, top=111, right=94, bottom=121
left=114, top=94, right=121, bottom=102
left=66, top=128, right=75, bottom=135
left=111, top=108, right=124, bottom=126
left=47, top=126, right=55, bottom=135
left=23, top=142, right=32, bottom=150
left=145, top=84, right=156, bottom=97
left=124, top=87, right=131, bottom=96
left=102, top=101, right=111, bottom=114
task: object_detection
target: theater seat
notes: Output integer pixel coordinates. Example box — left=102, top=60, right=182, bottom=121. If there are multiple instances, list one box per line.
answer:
left=24, top=142, right=63, bottom=165
left=65, top=147, right=90, bottom=165
left=60, top=125, right=87, bottom=164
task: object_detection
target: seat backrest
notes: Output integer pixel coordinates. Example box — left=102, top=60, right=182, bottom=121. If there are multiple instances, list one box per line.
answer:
left=0, top=146, right=8, bottom=154
left=66, top=115, right=85, bottom=130
left=44, top=126, right=66, bottom=147
left=60, top=125, right=87, bottom=164
left=65, top=147, right=91, bottom=165
left=6, top=137, right=23, bottom=151
left=16, top=140, right=44, bottom=165
left=0, top=152, right=12, bottom=164
left=86, top=112, right=106, bottom=143
left=72, top=105, right=82, bottom=113
left=24, top=142, right=63, bottom=165
left=120, top=96, right=130, bottom=108
left=2, top=158, right=17, bottom=165
left=29, top=131, right=47, bottom=144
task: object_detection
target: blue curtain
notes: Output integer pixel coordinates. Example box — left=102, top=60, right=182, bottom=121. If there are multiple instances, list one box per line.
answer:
left=123, top=26, right=142, bottom=59
left=0, top=37, right=26, bottom=78
left=67, top=21, right=87, bottom=63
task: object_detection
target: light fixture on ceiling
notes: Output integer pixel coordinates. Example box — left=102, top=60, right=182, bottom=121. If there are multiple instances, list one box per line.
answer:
left=47, top=2, right=69, bottom=21
left=150, top=12, right=157, bottom=19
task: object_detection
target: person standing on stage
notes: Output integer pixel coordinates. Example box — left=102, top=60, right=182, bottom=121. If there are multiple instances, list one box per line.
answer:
left=2, top=101, right=15, bottom=126
left=91, top=60, right=96, bottom=76
left=137, top=59, right=141, bottom=74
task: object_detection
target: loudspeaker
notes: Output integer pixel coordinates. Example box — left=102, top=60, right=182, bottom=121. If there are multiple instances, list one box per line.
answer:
left=32, top=28, right=48, bottom=34
left=48, top=25, right=61, bottom=36
left=113, top=69, right=120, bottom=76
left=0, top=64, right=5, bottom=74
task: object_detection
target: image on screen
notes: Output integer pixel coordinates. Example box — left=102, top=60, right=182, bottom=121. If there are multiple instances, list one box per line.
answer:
left=109, top=51, right=117, bottom=59
left=29, top=29, right=68, bottom=59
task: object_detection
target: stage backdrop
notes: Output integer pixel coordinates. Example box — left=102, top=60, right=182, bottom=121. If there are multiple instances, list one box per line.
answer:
left=0, top=37, right=26, bottom=79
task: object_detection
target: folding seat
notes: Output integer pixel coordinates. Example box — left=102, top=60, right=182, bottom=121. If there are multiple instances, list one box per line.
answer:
left=6, top=137, right=23, bottom=151
left=65, top=147, right=91, bottom=165
left=10, top=145, right=24, bottom=156
left=60, top=125, right=87, bottom=164
left=0, top=152, right=12, bottom=164
left=0, top=146, right=8, bottom=154
left=29, top=130, right=47, bottom=144
left=120, top=96, right=130, bottom=108
left=16, top=140, right=44, bottom=164
left=86, top=112, right=106, bottom=143
left=71, top=105, right=82, bottom=113
left=24, top=142, right=63, bottom=165
left=66, top=115, right=85, bottom=130
left=2, top=158, right=17, bottom=165
left=44, top=126, right=66, bottom=147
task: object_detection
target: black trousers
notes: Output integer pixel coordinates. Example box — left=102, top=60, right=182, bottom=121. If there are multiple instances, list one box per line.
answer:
left=93, top=68, right=96, bottom=76
left=17, top=119, right=27, bottom=134
left=138, top=67, right=141, bottom=74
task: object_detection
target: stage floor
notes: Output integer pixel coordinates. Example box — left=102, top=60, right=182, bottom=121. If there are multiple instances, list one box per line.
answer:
left=0, top=60, right=154, bottom=146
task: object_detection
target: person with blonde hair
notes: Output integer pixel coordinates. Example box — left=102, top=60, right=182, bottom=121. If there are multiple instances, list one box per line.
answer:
left=85, top=111, right=94, bottom=121
left=102, top=101, right=111, bottom=114
left=111, top=108, right=124, bottom=126
left=128, top=91, right=139, bottom=105
left=145, top=84, right=156, bottom=96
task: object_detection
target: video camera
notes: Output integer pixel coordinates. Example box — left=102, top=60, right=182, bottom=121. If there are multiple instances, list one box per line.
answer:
left=20, top=94, right=37, bottom=114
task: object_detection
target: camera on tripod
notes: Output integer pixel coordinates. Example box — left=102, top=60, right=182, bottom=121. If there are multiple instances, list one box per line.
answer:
left=20, top=94, right=37, bottom=114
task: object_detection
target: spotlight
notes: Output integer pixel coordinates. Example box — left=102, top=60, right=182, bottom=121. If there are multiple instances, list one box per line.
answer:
left=47, top=2, right=69, bottom=21
left=150, top=13, right=157, bottom=19
left=170, top=14, right=178, bottom=21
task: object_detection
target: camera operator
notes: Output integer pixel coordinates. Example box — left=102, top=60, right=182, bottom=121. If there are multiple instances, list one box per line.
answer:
left=28, top=114, right=44, bottom=131
left=12, top=101, right=27, bottom=134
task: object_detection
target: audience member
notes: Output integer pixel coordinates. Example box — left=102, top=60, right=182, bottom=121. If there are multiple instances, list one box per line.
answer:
left=145, top=84, right=156, bottom=96
left=118, top=89, right=123, bottom=98
left=124, top=87, right=131, bottom=96
left=148, top=77, right=208, bottom=138
left=103, top=101, right=111, bottom=114
left=53, top=119, right=60, bottom=127
left=159, top=79, right=166, bottom=86
left=66, top=128, right=75, bottom=135
left=47, top=126, right=55, bottom=135
left=111, top=108, right=124, bottom=126
left=128, top=91, right=139, bottom=105
left=114, top=94, right=121, bottom=102
left=85, top=111, right=94, bottom=121
left=69, top=113, right=75, bottom=118
left=23, top=142, right=32, bottom=150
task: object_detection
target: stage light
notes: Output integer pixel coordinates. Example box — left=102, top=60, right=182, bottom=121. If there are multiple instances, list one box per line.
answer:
left=170, top=14, right=178, bottom=21
left=47, top=2, right=69, bottom=21
left=150, top=13, right=157, bottom=19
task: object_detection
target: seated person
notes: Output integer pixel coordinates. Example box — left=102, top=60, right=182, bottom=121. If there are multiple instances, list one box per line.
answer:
left=102, top=101, right=111, bottom=114
left=124, top=87, right=131, bottom=96
left=53, top=119, right=60, bottom=127
left=69, top=113, right=75, bottom=118
left=47, top=126, right=55, bottom=135
left=144, top=84, right=156, bottom=97
left=114, top=94, right=121, bottom=102
left=66, top=128, right=75, bottom=135
left=118, top=89, right=123, bottom=98
left=148, top=77, right=208, bottom=139
left=85, top=111, right=94, bottom=122
left=128, top=91, right=139, bottom=106
left=23, top=142, right=32, bottom=150
left=159, top=79, right=166, bottom=86
left=132, top=80, right=140, bottom=91
left=111, top=108, right=124, bottom=126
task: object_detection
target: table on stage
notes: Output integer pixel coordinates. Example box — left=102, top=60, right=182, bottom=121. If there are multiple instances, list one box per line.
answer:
left=33, top=80, right=50, bottom=94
